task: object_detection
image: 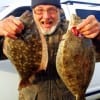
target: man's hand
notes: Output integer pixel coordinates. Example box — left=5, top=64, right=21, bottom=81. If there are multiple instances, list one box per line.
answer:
left=0, top=16, right=24, bottom=39
left=77, top=15, right=100, bottom=39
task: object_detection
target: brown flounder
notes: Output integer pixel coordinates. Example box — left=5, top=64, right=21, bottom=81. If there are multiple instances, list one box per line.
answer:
left=56, top=14, right=95, bottom=100
left=3, top=10, right=48, bottom=89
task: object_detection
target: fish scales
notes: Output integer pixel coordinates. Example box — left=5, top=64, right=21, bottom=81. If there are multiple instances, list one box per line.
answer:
left=3, top=10, right=48, bottom=89
left=56, top=14, right=95, bottom=100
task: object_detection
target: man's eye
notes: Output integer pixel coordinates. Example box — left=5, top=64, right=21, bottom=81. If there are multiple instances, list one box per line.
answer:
left=34, top=9, right=44, bottom=14
left=48, top=8, right=57, bottom=13
left=37, top=9, right=43, bottom=12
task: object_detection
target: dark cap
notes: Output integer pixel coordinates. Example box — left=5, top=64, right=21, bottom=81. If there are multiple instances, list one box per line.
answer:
left=31, top=0, right=61, bottom=8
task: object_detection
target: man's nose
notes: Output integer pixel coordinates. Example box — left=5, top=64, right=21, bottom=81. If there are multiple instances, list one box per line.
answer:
left=42, top=11, right=51, bottom=19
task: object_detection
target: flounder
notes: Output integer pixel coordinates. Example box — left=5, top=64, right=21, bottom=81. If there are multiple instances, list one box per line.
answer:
left=3, top=10, right=48, bottom=89
left=56, top=14, right=95, bottom=100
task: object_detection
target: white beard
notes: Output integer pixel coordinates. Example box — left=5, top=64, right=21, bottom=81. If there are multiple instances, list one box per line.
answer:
left=39, top=22, right=59, bottom=35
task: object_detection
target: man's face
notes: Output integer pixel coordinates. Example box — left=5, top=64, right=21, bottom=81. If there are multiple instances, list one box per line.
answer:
left=32, top=5, right=60, bottom=35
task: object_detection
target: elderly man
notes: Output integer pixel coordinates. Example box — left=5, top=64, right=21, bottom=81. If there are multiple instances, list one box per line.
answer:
left=0, top=0, right=100, bottom=100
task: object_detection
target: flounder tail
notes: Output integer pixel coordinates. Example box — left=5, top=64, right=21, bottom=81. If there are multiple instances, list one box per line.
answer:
left=76, top=94, right=86, bottom=100
left=18, top=79, right=31, bottom=90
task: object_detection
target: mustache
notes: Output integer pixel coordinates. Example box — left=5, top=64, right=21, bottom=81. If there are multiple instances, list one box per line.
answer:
left=40, top=20, right=53, bottom=24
